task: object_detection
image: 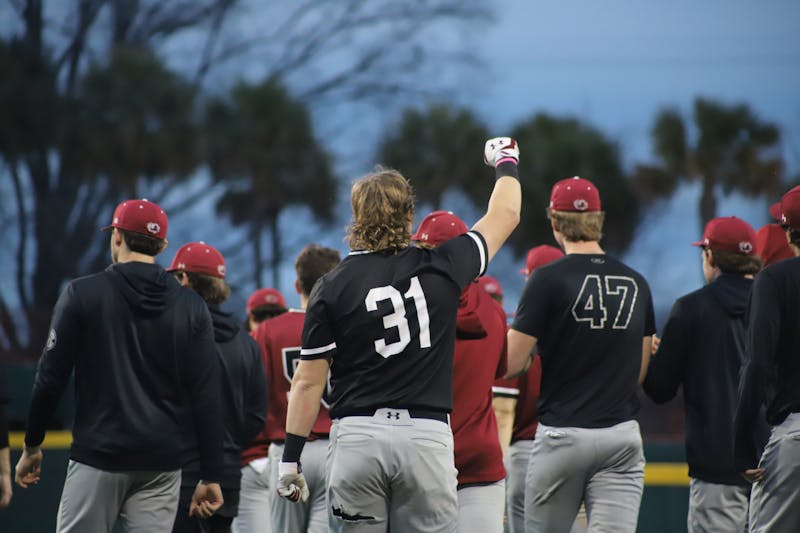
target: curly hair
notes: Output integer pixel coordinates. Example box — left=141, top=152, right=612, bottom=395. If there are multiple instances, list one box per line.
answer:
left=346, top=167, right=415, bottom=252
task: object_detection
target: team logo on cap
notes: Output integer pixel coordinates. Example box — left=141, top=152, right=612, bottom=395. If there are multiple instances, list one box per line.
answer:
left=265, top=294, right=278, bottom=304
left=739, top=241, right=753, bottom=254
left=782, top=214, right=788, bottom=225
left=146, top=222, right=161, bottom=235
left=573, top=199, right=589, bottom=211
left=217, top=265, right=226, bottom=276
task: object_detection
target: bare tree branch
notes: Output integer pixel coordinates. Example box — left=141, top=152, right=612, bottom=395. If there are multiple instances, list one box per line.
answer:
left=55, top=0, right=107, bottom=94
left=9, top=160, right=31, bottom=311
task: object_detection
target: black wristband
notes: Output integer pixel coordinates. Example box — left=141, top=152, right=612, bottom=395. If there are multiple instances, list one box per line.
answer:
left=495, top=161, right=519, bottom=180
left=282, top=432, right=307, bottom=463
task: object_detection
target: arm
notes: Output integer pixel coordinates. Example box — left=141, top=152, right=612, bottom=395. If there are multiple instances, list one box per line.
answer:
left=641, top=299, right=690, bottom=403
left=285, top=359, right=330, bottom=438
left=492, top=396, right=517, bottom=456
left=472, top=138, right=522, bottom=262
left=506, top=329, right=538, bottom=379
left=639, top=336, right=652, bottom=385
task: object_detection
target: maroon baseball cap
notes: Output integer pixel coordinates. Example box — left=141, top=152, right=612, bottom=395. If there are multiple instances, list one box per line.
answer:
left=692, top=216, right=757, bottom=255
left=412, top=210, right=468, bottom=246
left=756, top=223, right=793, bottom=266
left=520, top=245, right=564, bottom=276
left=549, top=177, right=601, bottom=212
left=769, top=185, right=800, bottom=229
left=246, top=288, right=287, bottom=313
left=102, top=199, right=168, bottom=240
left=167, top=242, right=226, bottom=279
left=477, top=275, right=503, bottom=297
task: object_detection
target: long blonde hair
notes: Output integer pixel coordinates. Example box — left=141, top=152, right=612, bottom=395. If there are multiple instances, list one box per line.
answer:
left=347, top=167, right=414, bottom=252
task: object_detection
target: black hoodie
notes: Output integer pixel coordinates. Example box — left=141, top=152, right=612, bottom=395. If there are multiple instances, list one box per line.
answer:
left=643, top=274, right=760, bottom=485
left=180, top=304, right=267, bottom=490
left=25, top=262, right=224, bottom=481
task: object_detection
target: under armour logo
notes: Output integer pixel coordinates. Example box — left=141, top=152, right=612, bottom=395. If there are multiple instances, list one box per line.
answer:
left=386, top=411, right=400, bottom=420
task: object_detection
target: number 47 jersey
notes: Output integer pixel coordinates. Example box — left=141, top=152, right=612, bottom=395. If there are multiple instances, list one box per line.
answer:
left=300, top=232, right=489, bottom=419
left=511, top=253, right=656, bottom=429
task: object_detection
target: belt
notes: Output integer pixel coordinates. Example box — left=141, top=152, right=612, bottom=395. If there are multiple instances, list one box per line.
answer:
left=341, top=408, right=448, bottom=424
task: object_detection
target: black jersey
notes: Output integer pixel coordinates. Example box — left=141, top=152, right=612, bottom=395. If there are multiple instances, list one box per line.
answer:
left=300, top=231, right=488, bottom=418
left=511, top=254, right=655, bottom=428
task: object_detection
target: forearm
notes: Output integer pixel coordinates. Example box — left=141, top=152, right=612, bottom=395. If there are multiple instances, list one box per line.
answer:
left=492, top=397, right=516, bottom=456
left=0, top=447, right=9, bottom=475
left=638, top=336, right=652, bottom=385
left=285, top=380, right=325, bottom=438
left=473, top=176, right=522, bottom=261
left=25, top=384, right=64, bottom=447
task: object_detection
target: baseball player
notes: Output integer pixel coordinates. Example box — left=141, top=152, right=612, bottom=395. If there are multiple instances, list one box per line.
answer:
left=500, top=245, right=563, bottom=533
left=643, top=217, right=762, bottom=533
left=14, top=199, right=224, bottom=532
left=244, top=288, right=288, bottom=332
left=277, top=137, right=522, bottom=532
left=735, top=185, right=800, bottom=531
left=412, top=210, right=509, bottom=533
left=167, top=242, right=268, bottom=533
left=246, top=244, right=340, bottom=533
left=506, top=177, right=655, bottom=533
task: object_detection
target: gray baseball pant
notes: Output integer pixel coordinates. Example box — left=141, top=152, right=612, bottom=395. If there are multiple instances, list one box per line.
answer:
left=268, top=439, right=328, bottom=533
left=687, top=478, right=749, bottom=533
left=748, top=412, right=800, bottom=532
left=231, top=460, right=272, bottom=533
left=57, top=460, right=180, bottom=533
left=458, top=480, right=505, bottom=533
left=524, top=420, right=644, bottom=533
left=327, top=409, right=458, bottom=533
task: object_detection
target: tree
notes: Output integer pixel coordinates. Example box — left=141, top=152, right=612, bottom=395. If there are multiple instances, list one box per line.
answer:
left=378, top=104, right=489, bottom=209
left=633, top=98, right=783, bottom=230
left=206, top=79, right=336, bottom=288
left=505, top=114, right=639, bottom=255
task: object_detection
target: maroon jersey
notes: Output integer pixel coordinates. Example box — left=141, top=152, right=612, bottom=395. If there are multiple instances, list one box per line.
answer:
left=510, top=355, right=542, bottom=442
left=451, top=282, right=508, bottom=486
left=241, top=310, right=332, bottom=466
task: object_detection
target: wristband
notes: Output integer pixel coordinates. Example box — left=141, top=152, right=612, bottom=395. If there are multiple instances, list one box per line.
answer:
left=282, top=432, right=307, bottom=463
left=495, top=160, right=519, bottom=180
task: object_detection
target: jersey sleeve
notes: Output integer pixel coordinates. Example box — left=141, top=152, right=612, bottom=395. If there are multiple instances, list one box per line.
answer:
left=301, top=280, right=338, bottom=361
left=510, top=269, right=551, bottom=339
left=25, top=282, right=82, bottom=447
left=432, top=231, right=489, bottom=289
left=734, top=270, right=780, bottom=471
left=642, top=297, right=691, bottom=403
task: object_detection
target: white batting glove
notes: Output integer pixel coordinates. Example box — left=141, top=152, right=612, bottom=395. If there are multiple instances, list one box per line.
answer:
left=277, top=461, right=309, bottom=503
left=483, top=137, right=519, bottom=167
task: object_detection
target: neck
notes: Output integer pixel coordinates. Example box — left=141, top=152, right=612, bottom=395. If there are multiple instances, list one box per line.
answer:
left=300, top=293, right=309, bottom=310
left=116, top=249, right=156, bottom=264
left=562, top=240, right=604, bottom=255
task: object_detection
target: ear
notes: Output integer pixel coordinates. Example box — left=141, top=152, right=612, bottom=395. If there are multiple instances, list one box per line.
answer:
left=295, top=279, right=303, bottom=296
left=113, top=228, right=122, bottom=246
left=158, top=239, right=168, bottom=254
left=706, top=248, right=716, bottom=268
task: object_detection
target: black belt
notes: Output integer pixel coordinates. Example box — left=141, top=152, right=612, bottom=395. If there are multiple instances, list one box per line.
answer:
left=340, top=408, right=448, bottom=423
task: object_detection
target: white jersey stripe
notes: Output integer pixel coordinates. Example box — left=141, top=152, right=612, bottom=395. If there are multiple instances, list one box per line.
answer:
left=300, top=342, right=337, bottom=356
left=492, top=386, right=520, bottom=397
left=467, top=231, right=488, bottom=276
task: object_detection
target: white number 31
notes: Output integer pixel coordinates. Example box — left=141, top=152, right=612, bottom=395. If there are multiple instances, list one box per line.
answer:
left=365, top=276, right=431, bottom=358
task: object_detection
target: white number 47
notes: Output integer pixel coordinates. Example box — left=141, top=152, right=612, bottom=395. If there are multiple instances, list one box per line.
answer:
left=571, top=275, right=638, bottom=330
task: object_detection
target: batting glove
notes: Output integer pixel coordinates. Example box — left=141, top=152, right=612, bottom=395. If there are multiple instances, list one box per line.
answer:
left=483, top=137, right=519, bottom=167
left=277, top=461, right=309, bottom=503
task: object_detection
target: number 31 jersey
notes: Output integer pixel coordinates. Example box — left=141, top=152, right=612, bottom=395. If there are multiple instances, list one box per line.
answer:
left=511, top=254, right=656, bottom=429
left=300, top=231, right=488, bottom=419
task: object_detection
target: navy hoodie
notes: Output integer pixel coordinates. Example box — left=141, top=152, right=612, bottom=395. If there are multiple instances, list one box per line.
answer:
left=180, top=305, right=267, bottom=490
left=643, top=274, right=766, bottom=485
left=25, top=262, right=224, bottom=481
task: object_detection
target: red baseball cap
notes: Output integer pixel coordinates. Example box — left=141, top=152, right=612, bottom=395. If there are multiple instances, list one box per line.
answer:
left=692, top=216, right=757, bottom=255
left=477, top=275, right=503, bottom=297
left=102, top=199, right=168, bottom=240
left=247, top=288, right=287, bottom=313
left=412, top=210, right=468, bottom=246
left=770, top=185, right=800, bottom=229
left=756, top=223, right=793, bottom=266
left=167, top=242, right=226, bottom=278
left=549, top=177, right=601, bottom=212
left=520, top=245, right=565, bottom=276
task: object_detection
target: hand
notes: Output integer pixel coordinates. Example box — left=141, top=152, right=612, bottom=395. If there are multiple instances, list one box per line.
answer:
left=484, top=137, right=519, bottom=167
left=277, top=461, right=309, bottom=503
left=15, top=446, right=43, bottom=489
left=742, top=468, right=766, bottom=483
left=188, top=481, right=224, bottom=519
left=651, top=335, right=661, bottom=356
left=0, top=446, right=11, bottom=508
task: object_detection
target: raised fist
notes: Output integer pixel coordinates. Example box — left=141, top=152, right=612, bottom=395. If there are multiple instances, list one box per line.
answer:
left=484, top=137, right=519, bottom=167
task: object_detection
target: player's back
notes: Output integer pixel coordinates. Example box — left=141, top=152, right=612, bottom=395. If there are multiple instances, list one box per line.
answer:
left=512, top=254, right=655, bottom=429
left=303, top=232, right=486, bottom=418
